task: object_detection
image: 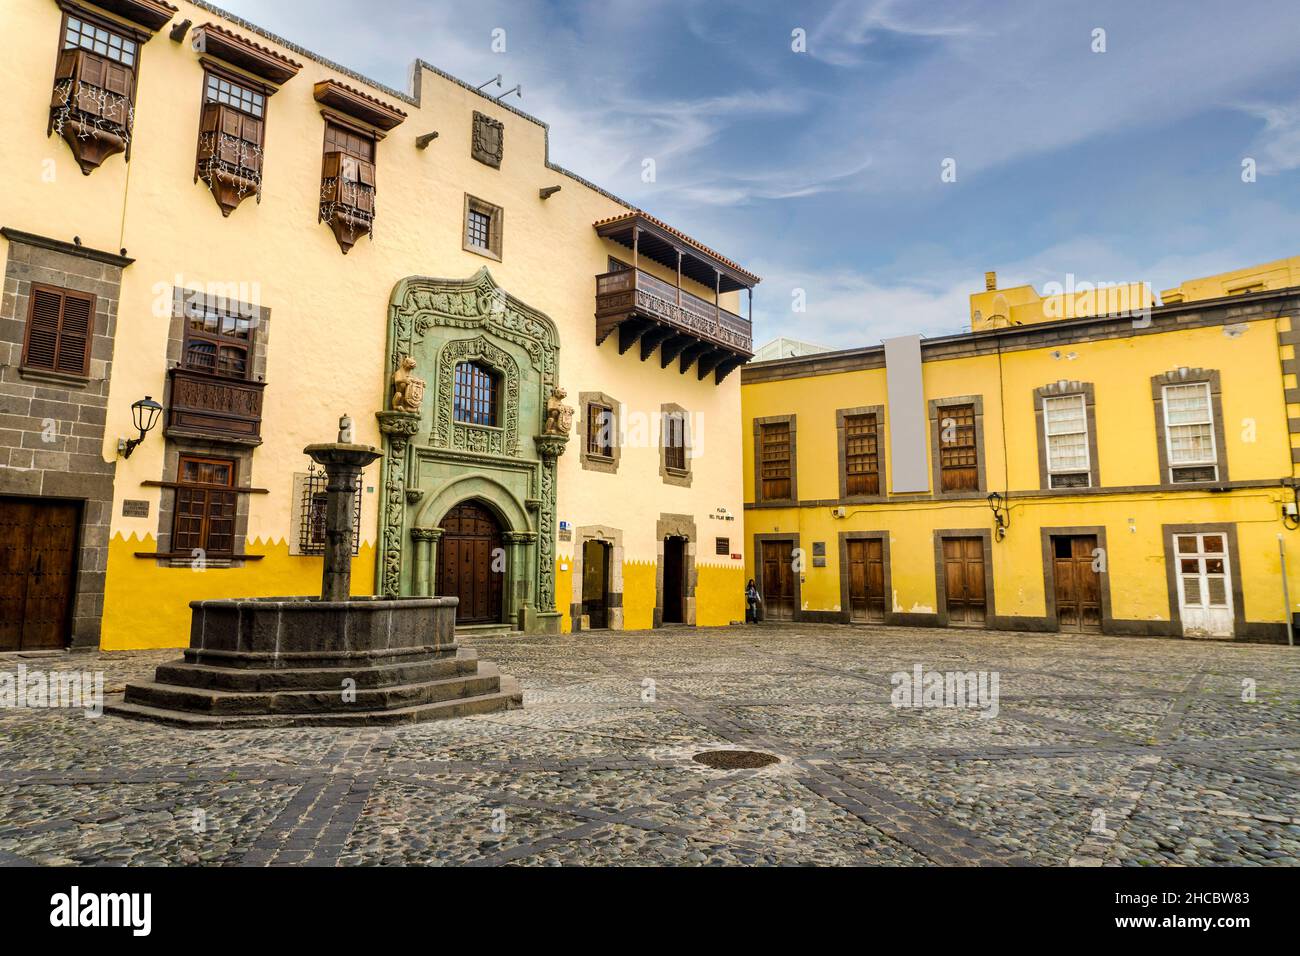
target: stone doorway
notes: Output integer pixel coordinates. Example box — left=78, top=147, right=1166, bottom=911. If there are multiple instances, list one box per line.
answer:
left=570, top=525, right=624, bottom=631
left=662, top=537, right=687, bottom=624
left=436, top=500, right=504, bottom=625
left=582, top=540, right=611, bottom=629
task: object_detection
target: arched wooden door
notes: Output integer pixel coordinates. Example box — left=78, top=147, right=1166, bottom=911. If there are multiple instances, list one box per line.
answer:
left=436, top=500, right=504, bottom=624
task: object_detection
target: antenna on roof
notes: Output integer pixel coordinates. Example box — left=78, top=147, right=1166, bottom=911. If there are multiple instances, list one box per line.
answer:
left=496, top=84, right=522, bottom=101
left=476, top=74, right=503, bottom=91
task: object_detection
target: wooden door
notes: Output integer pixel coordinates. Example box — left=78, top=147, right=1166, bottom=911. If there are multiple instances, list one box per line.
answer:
left=942, top=536, right=987, bottom=626
left=435, top=501, right=503, bottom=625
left=1052, top=535, right=1101, bottom=633
left=582, top=539, right=610, bottom=629
left=0, top=499, right=79, bottom=651
left=761, top=540, right=796, bottom=621
left=846, top=538, right=886, bottom=623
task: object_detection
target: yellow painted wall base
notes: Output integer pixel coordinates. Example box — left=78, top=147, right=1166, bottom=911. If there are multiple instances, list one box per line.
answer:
left=101, top=533, right=376, bottom=651
left=697, top=564, right=746, bottom=626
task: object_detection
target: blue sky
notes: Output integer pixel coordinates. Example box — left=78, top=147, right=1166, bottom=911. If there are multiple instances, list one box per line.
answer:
left=218, top=0, right=1300, bottom=348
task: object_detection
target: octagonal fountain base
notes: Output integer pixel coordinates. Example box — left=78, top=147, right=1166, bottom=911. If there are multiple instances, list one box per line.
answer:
left=106, top=596, right=522, bottom=727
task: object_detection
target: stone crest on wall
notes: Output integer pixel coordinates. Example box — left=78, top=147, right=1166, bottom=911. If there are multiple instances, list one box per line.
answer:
left=472, top=111, right=504, bottom=168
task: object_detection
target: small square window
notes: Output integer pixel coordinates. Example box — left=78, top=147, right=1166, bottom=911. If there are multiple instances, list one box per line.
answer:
left=463, top=195, right=503, bottom=260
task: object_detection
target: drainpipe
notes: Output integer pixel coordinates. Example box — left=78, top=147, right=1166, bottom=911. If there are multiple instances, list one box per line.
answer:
left=1281, top=534, right=1295, bottom=646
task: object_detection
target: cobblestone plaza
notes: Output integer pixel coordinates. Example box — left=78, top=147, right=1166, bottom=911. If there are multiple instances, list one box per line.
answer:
left=0, top=624, right=1296, bottom=867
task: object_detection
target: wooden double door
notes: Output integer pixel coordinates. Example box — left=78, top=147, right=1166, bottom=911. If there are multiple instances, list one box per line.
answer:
left=760, top=539, right=797, bottom=621
left=0, top=498, right=79, bottom=651
left=941, top=536, right=987, bottom=626
left=845, top=537, right=886, bottom=623
left=1051, top=535, right=1102, bottom=633
left=435, top=501, right=503, bottom=625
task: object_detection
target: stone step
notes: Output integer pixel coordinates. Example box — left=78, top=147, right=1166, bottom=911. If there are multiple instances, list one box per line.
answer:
left=455, top=623, right=520, bottom=640
left=154, top=650, right=478, bottom=693
left=104, top=685, right=522, bottom=728
left=121, top=666, right=506, bottom=717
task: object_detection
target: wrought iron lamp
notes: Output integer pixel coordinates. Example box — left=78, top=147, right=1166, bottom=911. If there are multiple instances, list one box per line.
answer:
left=118, top=395, right=162, bottom=459
left=987, top=491, right=1010, bottom=541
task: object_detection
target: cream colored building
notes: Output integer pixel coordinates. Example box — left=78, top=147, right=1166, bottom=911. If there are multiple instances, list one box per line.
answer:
left=0, top=0, right=754, bottom=651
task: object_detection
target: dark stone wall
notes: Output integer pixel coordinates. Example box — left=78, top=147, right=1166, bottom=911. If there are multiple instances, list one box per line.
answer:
left=0, top=230, right=126, bottom=650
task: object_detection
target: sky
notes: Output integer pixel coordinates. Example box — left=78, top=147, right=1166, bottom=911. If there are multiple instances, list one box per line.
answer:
left=213, top=0, right=1300, bottom=349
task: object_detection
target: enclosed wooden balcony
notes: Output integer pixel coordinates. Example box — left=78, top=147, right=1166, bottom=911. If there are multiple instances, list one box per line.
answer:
left=594, top=212, right=759, bottom=383
left=166, top=367, right=265, bottom=443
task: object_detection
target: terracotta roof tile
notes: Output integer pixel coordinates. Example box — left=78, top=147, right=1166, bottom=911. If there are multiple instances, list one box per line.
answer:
left=593, top=210, right=760, bottom=284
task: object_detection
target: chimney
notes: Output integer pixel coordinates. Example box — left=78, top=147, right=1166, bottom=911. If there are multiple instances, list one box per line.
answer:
left=985, top=271, right=997, bottom=291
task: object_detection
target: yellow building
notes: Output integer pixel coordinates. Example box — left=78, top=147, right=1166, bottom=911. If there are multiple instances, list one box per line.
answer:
left=0, top=0, right=755, bottom=652
left=743, top=257, right=1300, bottom=643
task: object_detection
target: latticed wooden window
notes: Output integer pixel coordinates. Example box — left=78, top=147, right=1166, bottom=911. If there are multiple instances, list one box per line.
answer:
left=467, top=208, right=490, bottom=249
left=760, top=421, right=792, bottom=500
left=172, top=456, right=237, bottom=556
left=22, top=284, right=94, bottom=376
left=65, top=15, right=136, bottom=66
left=939, top=403, right=979, bottom=491
left=664, top=414, right=687, bottom=471
left=844, top=413, right=879, bottom=496
left=453, top=362, right=498, bottom=426
left=182, top=295, right=252, bottom=379
left=586, top=403, right=613, bottom=457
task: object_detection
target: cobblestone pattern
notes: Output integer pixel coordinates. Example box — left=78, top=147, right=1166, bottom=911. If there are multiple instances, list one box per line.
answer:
left=0, top=624, right=1296, bottom=866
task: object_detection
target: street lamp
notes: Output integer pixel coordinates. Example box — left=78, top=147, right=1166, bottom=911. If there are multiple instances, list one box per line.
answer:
left=987, top=491, right=1010, bottom=542
left=118, top=395, right=162, bottom=459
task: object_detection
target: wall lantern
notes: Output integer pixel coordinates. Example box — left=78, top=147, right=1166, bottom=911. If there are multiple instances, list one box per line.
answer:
left=118, top=396, right=163, bottom=459
left=987, top=491, right=1010, bottom=542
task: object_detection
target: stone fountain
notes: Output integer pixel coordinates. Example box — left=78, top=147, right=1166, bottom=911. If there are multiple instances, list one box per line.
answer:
left=108, top=416, right=522, bottom=727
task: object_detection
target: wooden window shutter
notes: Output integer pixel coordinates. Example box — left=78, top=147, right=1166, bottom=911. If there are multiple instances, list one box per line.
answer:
left=172, top=487, right=205, bottom=553
left=23, top=286, right=94, bottom=376
left=23, top=288, right=62, bottom=370
left=55, top=294, right=93, bottom=375
left=241, top=114, right=264, bottom=172
left=75, top=53, right=107, bottom=116
left=357, top=159, right=375, bottom=188
left=101, top=62, right=134, bottom=128
left=54, top=49, right=78, bottom=82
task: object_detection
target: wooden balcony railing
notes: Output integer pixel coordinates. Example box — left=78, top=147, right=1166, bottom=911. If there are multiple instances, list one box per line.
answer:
left=595, top=268, right=752, bottom=354
left=166, top=367, right=266, bottom=442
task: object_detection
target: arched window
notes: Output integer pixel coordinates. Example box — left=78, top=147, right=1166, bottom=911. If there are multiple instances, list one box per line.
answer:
left=453, top=361, right=499, bottom=426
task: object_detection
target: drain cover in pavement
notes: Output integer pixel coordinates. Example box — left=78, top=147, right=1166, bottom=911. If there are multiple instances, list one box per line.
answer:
left=692, top=749, right=779, bottom=770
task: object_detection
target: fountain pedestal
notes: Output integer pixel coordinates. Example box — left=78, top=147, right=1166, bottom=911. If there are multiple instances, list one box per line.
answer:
left=107, top=417, right=523, bottom=727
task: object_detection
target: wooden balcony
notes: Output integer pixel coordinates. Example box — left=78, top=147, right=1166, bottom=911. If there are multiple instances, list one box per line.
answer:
left=166, top=367, right=265, bottom=443
left=593, top=212, right=760, bottom=384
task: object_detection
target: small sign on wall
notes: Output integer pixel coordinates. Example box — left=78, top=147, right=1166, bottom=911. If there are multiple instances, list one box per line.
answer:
left=122, top=499, right=150, bottom=518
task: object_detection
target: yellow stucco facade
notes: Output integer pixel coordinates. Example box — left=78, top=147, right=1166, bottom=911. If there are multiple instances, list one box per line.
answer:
left=743, top=259, right=1300, bottom=643
left=0, top=0, right=746, bottom=651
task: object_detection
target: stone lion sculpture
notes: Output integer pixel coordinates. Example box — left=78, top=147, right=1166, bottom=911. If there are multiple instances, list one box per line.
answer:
left=544, top=386, right=574, bottom=436
left=391, top=356, right=425, bottom=413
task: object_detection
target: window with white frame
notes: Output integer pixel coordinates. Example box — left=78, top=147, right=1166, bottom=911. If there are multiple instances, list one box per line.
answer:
left=1043, top=394, right=1090, bottom=488
left=1163, top=382, right=1217, bottom=482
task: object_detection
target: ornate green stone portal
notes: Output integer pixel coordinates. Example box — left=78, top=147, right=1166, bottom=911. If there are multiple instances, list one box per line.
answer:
left=376, top=269, right=566, bottom=633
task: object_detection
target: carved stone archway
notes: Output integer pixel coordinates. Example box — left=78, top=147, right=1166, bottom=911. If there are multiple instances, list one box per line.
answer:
left=376, top=269, right=565, bottom=633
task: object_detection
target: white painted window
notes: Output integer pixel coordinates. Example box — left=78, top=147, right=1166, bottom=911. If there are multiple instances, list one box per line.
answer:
left=1044, top=394, right=1089, bottom=487
left=1163, top=382, right=1217, bottom=479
